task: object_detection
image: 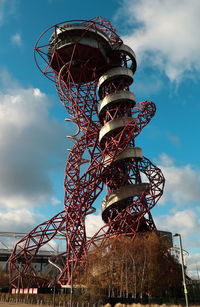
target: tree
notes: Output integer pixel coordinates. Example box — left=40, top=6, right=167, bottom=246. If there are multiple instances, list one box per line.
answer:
left=78, top=232, right=182, bottom=301
left=0, top=267, right=9, bottom=288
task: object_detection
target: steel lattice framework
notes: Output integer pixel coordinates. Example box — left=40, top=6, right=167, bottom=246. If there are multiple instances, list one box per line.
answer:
left=9, top=17, right=165, bottom=288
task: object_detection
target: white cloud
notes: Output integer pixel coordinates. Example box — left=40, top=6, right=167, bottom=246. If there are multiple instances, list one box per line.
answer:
left=166, top=133, right=180, bottom=147
left=11, top=33, right=22, bottom=46
left=155, top=209, right=200, bottom=278
left=187, top=254, right=200, bottom=279
left=0, top=208, right=40, bottom=233
left=133, top=73, right=163, bottom=95
left=85, top=213, right=104, bottom=237
left=158, top=153, right=200, bottom=205
left=153, top=153, right=200, bottom=278
left=116, top=0, right=200, bottom=81
left=0, top=71, right=66, bottom=210
left=155, top=210, right=200, bottom=236
left=0, top=0, right=6, bottom=23
left=51, top=197, right=62, bottom=206
left=0, top=0, right=16, bottom=24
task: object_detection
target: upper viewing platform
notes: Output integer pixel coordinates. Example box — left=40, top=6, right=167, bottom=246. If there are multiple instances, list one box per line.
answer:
left=35, top=18, right=136, bottom=84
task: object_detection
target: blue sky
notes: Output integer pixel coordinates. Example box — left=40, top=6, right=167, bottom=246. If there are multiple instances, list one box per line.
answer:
left=0, top=0, right=200, bottom=277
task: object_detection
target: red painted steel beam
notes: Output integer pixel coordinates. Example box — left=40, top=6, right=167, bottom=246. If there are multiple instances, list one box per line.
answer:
left=9, top=17, right=165, bottom=288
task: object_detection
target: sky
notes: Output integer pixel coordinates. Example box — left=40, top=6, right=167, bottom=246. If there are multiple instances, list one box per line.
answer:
left=0, top=0, right=200, bottom=278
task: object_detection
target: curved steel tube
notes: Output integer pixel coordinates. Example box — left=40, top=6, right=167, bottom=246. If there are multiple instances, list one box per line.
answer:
left=9, top=17, right=165, bottom=288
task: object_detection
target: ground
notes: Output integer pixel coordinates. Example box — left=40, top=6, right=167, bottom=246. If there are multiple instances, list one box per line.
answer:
left=0, top=303, right=49, bottom=306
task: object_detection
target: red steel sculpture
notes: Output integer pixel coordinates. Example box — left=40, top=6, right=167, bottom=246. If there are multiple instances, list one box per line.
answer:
left=9, top=17, right=165, bottom=288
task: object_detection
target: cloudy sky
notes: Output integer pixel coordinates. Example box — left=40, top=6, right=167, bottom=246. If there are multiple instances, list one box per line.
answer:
left=0, top=0, right=200, bottom=278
